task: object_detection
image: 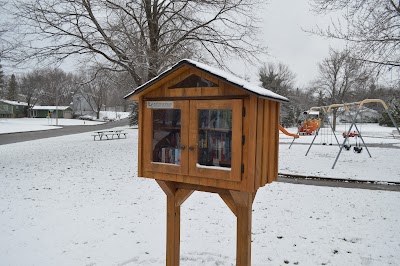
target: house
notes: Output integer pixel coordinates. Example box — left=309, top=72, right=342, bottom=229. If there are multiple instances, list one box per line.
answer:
left=0, top=99, right=29, bottom=118
left=30, top=106, right=74, bottom=119
left=72, top=94, right=93, bottom=116
left=338, top=106, right=380, bottom=123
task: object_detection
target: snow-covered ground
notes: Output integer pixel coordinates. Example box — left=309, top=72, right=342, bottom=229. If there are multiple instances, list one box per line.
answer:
left=0, top=118, right=103, bottom=134
left=99, top=111, right=130, bottom=120
left=0, top=126, right=399, bottom=265
left=0, top=111, right=130, bottom=134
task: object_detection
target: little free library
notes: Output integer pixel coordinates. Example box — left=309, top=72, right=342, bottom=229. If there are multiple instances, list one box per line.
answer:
left=125, top=59, right=288, bottom=266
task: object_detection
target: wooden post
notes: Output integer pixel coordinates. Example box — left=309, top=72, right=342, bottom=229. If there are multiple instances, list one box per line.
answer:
left=230, top=191, right=254, bottom=266
left=220, top=191, right=254, bottom=266
left=157, top=181, right=193, bottom=266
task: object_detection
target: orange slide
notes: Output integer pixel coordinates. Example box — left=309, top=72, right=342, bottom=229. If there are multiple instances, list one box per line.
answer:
left=279, top=124, right=299, bottom=138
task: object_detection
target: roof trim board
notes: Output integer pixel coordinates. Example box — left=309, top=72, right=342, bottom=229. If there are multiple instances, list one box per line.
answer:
left=124, top=59, right=289, bottom=103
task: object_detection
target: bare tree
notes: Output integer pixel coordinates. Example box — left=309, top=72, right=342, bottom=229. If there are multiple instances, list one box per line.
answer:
left=10, top=0, right=264, bottom=84
left=0, top=1, right=20, bottom=60
left=313, top=48, right=371, bottom=130
left=259, top=62, right=300, bottom=126
left=95, top=70, right=136, bottom=112
left=0, top=61, right=4, bottom=98
left=7, top=74, right=18, bottom=100
left=30, top=68, right=77, bottom=106
left=310, top=0, right=400, bottom=69
left=19, top=71, right=42, bottom=115
left=78, top=69, right=113, bottom=119
left=259, top=62, right=296, bottom=96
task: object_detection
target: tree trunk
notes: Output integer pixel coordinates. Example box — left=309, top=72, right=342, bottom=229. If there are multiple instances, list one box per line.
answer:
left=332, top=109, right=337, bottom=132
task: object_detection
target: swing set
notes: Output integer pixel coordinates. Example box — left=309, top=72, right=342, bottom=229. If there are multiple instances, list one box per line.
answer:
left=289, top=99, right=400, bottom=169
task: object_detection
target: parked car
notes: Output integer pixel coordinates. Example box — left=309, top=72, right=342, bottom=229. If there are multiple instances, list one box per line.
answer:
left=78, top=115, right=95, bottom=121
left=103, top=116, right=116, bottom=122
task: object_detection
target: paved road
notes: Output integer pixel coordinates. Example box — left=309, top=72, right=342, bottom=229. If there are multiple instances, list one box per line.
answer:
left=0, top=118, right=130, bottom=145
left=278, top=176, right=400, bottom=192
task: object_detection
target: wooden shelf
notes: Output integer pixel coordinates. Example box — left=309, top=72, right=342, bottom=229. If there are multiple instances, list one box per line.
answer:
left=154, top=126, right=181, bottom=131
left=199, top=127, right=231, bottom=132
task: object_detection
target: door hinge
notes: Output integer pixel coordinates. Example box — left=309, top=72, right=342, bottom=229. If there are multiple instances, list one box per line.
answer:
left=242, top=135, right=245, bottom=145
left=242, top=107, right=246, bottom=117
left=241, top=164, right=244, bottom=173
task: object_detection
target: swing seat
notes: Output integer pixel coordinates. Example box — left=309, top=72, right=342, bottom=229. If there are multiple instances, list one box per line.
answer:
left=342, top=132, right=359, bottom=138
left=353, top=146, right=363, bottom=153
left=344, top=144, right=351, bottom=151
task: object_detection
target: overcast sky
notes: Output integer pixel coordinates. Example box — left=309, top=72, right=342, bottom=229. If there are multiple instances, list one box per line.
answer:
left=3, top=0, right=345, bottom=89
left=233, top=0, right=345, bottom=88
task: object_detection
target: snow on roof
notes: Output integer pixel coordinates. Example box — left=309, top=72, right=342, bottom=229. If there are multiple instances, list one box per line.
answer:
left=0, top=99, right=29, bottom=106
left=124, top=59, right=289, bottom=102
left=307, top=110, right=320, bottom=115
left=31, top=106, right=72, bottom=111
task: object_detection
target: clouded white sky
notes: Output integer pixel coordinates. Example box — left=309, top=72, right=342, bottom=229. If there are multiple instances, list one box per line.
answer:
left=3, top=0, right=344, bottom=89
left=232, top=0, right=345, bottom=88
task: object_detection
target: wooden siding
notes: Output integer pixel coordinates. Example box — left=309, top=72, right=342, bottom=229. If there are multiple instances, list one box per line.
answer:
left=130, top=66, right=247, bottom=101
left=135, top=64, right=281, bottom=193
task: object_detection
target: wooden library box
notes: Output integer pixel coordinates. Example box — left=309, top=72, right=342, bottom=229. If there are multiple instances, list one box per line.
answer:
left=125, top=59, right=288, bottom=193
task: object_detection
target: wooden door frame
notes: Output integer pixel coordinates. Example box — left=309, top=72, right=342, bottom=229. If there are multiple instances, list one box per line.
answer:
left=143, top=100, right=189, bottom=175
left=188, top=99, right=243, bottom=181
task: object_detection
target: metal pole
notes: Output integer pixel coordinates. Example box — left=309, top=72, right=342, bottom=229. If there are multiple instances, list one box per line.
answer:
left=387, top=111, right=400, bottom=135
left=332, top=109, right=360, bottom=169
left=288, top=129, right=300, bottom=149
left=352, top=123, right=372, bottom=158
left=305, top=126, right=321, bottom=156
left=289, top=112, right=303, bottom=149
left=55, top=86, right=59, bottom=126
left=324, top=111, right=340, bottom=147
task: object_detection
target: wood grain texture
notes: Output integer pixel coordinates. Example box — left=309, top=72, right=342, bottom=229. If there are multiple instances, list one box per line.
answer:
left=261, top=100, right=270, bottom=186
left=255, top=98, right=264, bottom=190
left=138, top=97, right=144, bottom=177
left=230, top=190, right=253, bottom=266
left=156, top=181, right=193, bottom=266
left=136, top=65, right=281, bottom=192
left=188, top=99, right=243, bottom=182
left=245, top=96, right=257, bottom=191
left=219, top=192, right=237, bottom=216
left=174, top=189, right=194, bottom=207
left=143, top=100, right=189, bottom=176
left=267, top=102, right=279, bottom=184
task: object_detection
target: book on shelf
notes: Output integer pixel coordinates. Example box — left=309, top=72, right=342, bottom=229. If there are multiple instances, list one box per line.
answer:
left=160, top=147, right=180, bottom=165
left=198, top=130, right=231, bottom=167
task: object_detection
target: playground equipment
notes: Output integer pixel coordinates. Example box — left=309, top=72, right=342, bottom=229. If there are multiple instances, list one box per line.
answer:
left=293, top=99, right=400, bottom=168
left=279, top=124, right=299, bottom=138
left=303, top=106, right=341, bottom=156
left=332, top=99, right=400, bottom=169
left=298, top=110, right=321, bottom=135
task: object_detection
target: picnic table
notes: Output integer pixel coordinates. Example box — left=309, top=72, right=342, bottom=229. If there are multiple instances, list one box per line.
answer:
left=92, top=130, right=127, bottom=141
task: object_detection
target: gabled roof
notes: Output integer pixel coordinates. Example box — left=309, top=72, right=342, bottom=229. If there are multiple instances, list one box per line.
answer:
left=124, top=59, right=289, bottom=102
left=31, top=106, right=72, bottom=111
left=0, top=99, right=29, bottom=106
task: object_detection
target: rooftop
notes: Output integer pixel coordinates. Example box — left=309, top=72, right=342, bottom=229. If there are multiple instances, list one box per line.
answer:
left=125, top=59, right=289, bottom=102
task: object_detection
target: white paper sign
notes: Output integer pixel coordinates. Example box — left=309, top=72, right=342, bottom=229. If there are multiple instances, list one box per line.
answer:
left=147, top=101, right=174, bottom=109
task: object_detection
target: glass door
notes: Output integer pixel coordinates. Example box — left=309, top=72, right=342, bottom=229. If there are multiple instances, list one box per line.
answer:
left=189, top=99, right=243, bottom=181
left=143, top=100, right=189, bottom=175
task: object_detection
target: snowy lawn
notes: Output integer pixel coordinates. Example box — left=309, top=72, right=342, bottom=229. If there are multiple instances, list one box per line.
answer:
left=0, top=128, right=399, bottom=265
left=0, top=118, right=104, bottom=134
left=0, top=111, right=130, bottom=134
left=279, top=124, right=400, bottom=183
